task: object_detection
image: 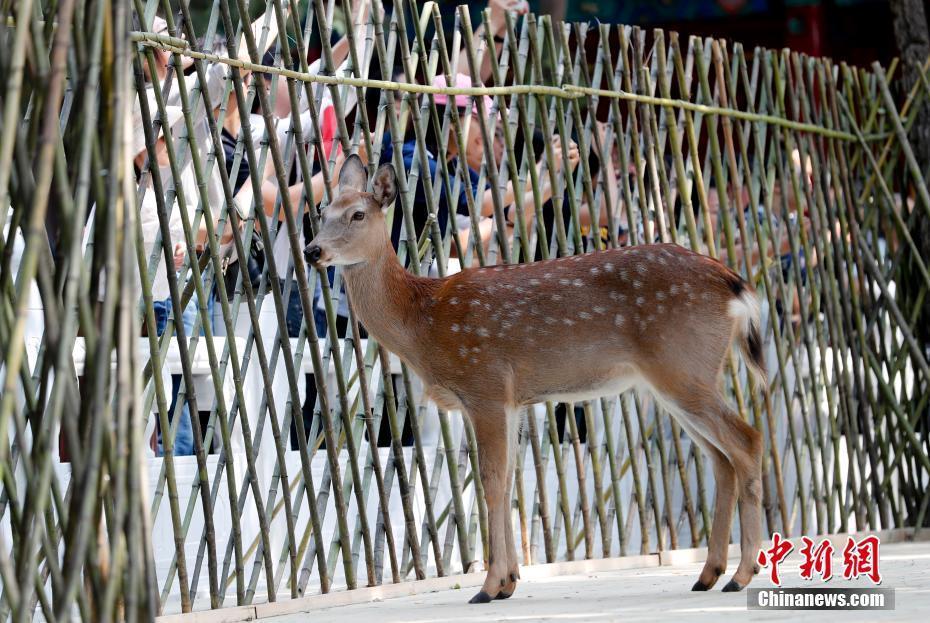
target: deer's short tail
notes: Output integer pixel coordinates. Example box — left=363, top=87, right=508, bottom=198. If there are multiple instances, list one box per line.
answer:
left=724, top=274, right=767, bottom=385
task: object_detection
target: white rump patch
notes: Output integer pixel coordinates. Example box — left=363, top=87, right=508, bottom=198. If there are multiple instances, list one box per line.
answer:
left=728, top=288, right=761, bottom=336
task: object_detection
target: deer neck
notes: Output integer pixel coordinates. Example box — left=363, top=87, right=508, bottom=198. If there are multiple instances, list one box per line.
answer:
left=342, top=240, right=436, bottom=355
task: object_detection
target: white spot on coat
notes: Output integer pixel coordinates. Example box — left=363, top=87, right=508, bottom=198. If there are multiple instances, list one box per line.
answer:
left=614, top=314, right=625, bottom=326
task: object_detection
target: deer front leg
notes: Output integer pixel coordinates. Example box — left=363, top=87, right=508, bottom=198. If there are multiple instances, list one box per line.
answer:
left=468, top=406, right=519, bottom=604
left=497, top=414, right=522, bottom=599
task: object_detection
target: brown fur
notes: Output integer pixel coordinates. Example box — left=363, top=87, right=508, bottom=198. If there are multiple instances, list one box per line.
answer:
left=306, top=156, right=766, bottom=599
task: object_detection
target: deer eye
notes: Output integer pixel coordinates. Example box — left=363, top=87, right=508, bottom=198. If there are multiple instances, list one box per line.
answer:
left=352, top=211, right=366, bottom=221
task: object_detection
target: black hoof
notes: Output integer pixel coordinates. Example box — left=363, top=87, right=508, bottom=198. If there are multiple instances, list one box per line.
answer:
left=692, top=579, right=711, bottom=591
left=469, top=591, right=493, bottom=604
left=495, top=591, right=512, bottom=600
left=722, top=580, right=744, bottom=592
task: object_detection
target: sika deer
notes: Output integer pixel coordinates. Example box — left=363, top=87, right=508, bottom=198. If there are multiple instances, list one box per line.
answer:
left=305, top=155, right=766, bottom=602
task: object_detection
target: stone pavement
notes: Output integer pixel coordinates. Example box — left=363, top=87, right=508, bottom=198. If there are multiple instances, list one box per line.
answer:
left=265, top=540, right=930, bottom=623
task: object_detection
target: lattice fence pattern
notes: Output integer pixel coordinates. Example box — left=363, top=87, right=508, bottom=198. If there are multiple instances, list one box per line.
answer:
left=0, top=0, right=928, bottom=620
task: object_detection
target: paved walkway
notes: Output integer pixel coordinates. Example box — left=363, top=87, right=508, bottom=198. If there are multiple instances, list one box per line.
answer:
left=268, top=540, right=930, bottom=622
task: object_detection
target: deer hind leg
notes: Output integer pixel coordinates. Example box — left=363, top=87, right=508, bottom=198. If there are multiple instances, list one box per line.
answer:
left=727, top=414, right=763, bottom=591
left=467, top=404, right=519, bottom=604
left=694, top=395, right=763, bottom=592
left=661, top=388, right=763, bottom=592
left=688, top=435, right=737, bottom=591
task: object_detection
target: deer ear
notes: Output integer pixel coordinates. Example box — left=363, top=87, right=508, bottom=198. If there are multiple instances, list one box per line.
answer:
left=338, top=154, right=368, bottom=192
left=371, top=164, right=397, bottom=209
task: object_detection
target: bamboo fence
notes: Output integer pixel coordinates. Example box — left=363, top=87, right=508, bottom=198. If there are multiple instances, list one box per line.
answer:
left=0, top=0, right=928, bottom=620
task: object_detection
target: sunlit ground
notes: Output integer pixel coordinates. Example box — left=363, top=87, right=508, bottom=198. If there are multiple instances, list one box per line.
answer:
left=265, top=541, right=930, bottom=623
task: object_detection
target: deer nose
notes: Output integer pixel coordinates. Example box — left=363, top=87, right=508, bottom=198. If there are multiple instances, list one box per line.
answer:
left=304, top=244, right=322, bottom=264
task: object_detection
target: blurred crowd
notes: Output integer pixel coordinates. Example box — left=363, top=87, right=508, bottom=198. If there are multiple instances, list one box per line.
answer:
left=134, top=0, right=817, bottom=456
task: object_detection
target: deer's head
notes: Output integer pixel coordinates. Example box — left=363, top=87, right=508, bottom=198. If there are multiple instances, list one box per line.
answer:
left=304, top=154, right=397, bottom=267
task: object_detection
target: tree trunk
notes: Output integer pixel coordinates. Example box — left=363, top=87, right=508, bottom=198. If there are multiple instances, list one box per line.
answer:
left=889, top=0, right=930, bottom=348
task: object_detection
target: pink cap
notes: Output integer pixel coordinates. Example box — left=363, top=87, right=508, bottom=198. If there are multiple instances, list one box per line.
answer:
left=430, top=73, right=494, bottom=116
